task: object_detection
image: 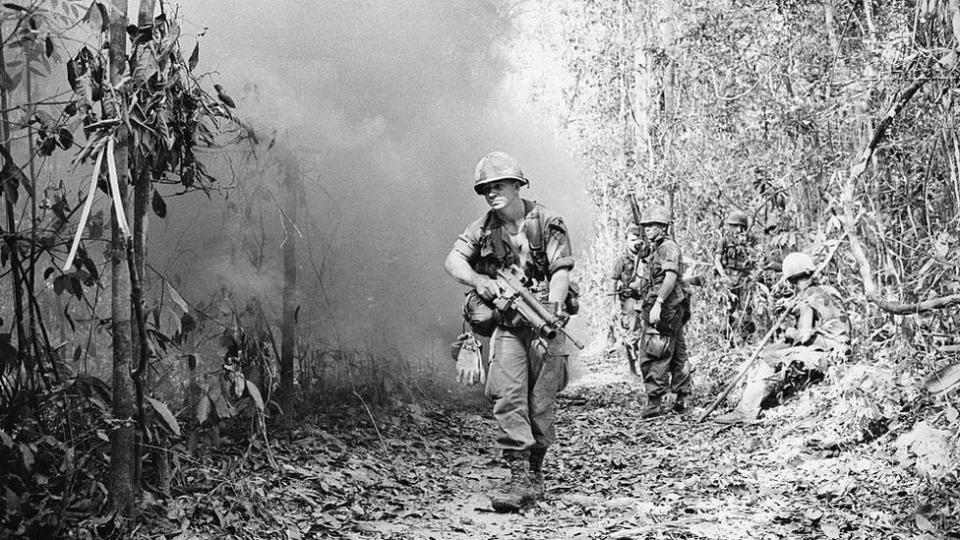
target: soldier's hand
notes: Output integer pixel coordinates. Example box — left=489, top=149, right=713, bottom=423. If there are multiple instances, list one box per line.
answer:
left=649, top=301, right=662, bottom=326
left=473, top=276, right=499, bottom=301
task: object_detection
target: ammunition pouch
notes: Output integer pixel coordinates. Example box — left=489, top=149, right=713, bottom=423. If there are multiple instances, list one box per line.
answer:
left=564, top=281, right=581, bottom=315
left=640, top=326, right=673, bottom=359
left=462, top=290, right=499, bottom=337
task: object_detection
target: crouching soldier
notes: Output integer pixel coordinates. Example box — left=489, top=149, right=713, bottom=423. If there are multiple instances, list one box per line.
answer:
left=637, top=207, right=693, bottom=417
left=715, top=252, right=849, bottom=424
left=444, top=151, right=575, bottom=512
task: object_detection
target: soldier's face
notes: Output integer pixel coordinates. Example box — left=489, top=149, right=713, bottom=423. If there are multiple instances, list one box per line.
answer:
left=644, top=224, right=665, bottom=241
left=480, top=180, right=520, bottom=209
left=727, top=224, right=746, bottom=234
left=627, top=233, right=642, bottom=253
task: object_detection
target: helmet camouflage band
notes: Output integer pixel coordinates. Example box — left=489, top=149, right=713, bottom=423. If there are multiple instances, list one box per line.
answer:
left=725, top=211, right=749, bottom=227
left=639, top=206, right=671, bottom=226
left=474, top=151, right=528, bottom=194
left=781, top=252, right=815, bottom=280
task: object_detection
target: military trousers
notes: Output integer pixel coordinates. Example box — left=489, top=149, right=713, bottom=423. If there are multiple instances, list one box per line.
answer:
left=638, top=299, right=692, bottom=399
left=732, top=344, right=832, bottom=418
left=639, top=326, right=692, bottom=399
left=484, top=326, right=568, bottom=457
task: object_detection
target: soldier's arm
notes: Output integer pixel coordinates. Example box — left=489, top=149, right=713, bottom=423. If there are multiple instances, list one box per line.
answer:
left=655, top=270, right=678, bottom=305
left=785, top=304, right=815, bottom=344
left=609, top=278, right=621, bottom=295
left=713, top=253, right=726, bottom=278
left=713, top=237, right=727, bottom=277
left=543, top=213, right=575, bottom=307
left=548, top=268, right=570, bottom=308
left=443, top=229, right=499, bottom=300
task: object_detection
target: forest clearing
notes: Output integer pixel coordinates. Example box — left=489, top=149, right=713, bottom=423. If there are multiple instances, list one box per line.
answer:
left=1, top=0, right=960, bottom=539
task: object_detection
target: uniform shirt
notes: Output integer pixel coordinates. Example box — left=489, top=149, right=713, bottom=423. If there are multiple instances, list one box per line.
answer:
left=717, top=231, right=757, bottom=275
left=452, top=199, right=574, bottom=284
left=609, top=251, right=642, bottom=286
left=644, top=237, right=685, bottom=307
left=793, top=284, right=849, bottom=352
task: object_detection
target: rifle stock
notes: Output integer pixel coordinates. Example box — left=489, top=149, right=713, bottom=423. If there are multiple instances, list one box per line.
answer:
left=494, top=266, right=585, bottom=349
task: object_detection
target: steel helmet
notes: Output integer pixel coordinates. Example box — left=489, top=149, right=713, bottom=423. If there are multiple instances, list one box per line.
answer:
left=725, top=211, right=749, bottom=228
left=782, top=252, right=815, bottom=280
left=474, top=151, right=528, bottom=194
left=639, top=206, right=671, bottom=226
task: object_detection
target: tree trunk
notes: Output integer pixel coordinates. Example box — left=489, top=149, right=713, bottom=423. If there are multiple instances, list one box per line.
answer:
left=280, top=159, right=299, bottom=418
left=0, top=26, right=29, bottom=391
left=107, top=0, right=138, bottom=517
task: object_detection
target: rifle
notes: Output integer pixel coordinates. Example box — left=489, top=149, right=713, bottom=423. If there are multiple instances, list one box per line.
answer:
left=607, top=287, right=640, bottom=298
left=493, top=265, right=585, bottom=350
left=628, top=193, right=643, bottom=229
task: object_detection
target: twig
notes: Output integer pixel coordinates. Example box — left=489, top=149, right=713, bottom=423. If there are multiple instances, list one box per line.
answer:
left=349, top=357, right=388, bottom=452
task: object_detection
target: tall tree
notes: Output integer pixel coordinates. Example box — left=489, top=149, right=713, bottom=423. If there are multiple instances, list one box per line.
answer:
left=105, top=0, right=137, bottom=516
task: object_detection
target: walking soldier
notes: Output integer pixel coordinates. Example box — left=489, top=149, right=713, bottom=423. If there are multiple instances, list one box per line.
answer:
left=444, top=151, right=575, bottom=512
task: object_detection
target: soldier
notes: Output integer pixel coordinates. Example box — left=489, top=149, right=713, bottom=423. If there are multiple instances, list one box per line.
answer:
left=608, top=226, right=646, bottom=369
left=636, top=207, right=693, bottom=418
left=713, top=210, right=758, bottom=343
left=714, top=252, right=849, bottom=424
left=444, top=151, right=575, bottom=512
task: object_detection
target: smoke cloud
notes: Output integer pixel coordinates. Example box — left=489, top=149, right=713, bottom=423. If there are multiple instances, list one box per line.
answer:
left=155, top=1, right=591, bottom=363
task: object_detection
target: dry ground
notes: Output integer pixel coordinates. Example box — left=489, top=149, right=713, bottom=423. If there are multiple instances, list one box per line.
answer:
left=140, top=356, right=958, bottom=540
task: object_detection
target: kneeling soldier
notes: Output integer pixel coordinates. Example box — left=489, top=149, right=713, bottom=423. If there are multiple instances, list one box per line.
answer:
left=715, top=252, right=850, bottom=424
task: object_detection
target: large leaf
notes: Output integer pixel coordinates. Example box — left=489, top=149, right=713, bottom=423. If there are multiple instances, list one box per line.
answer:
left=166, top=282, right=189, bottom=313
left=83, top=1, right=108, bottom=33
left=151, top=189, right=166, bottom=218
left=0, top=67, right=22, bottom=91
left=246, top=381, right=264, bottom=411
left=196, top=394, right=211, bottom=424
left=188, top=42, right=199, bottom=72
left=133, top=48, right=159, bottom=85
left=146, top=396, right=181, bottom=437
left=0, top=162, right=24, bottom=204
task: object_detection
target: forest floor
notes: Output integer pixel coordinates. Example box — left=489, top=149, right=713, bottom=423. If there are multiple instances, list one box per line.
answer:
left=139, top=354, right=959, bottom=540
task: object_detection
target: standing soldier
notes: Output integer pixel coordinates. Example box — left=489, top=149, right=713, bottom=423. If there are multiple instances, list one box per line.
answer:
left=608, top=226, right=646, bottom=371
left=444, top=151, right=575, bottom=512
left=713, top=211, right=758, bottom=343
left=637, top=207, right=693, bottom=417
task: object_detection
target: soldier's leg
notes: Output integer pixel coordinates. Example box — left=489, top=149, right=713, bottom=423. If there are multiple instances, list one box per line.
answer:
left=669, top=327, right=693, bottom=411
left=528, top=334, right=568, bottom=499
left=485, top=328, right=536, bottom=452
left=639, top=352, right=670, bottom=417
left=484, top=327, right=536, bottom=511
left=715, top=359, right=780, bottom=424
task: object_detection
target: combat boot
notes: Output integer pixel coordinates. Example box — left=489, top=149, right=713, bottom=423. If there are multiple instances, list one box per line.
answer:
left=673, top=393, right=688, bottom=414
left=528, top=449, right=546, bottom=500
left=489, top=452, right=534, bottom=512
left=640, top=396, right=665, bottom=419
left=714, top=409, right=754, bottom=425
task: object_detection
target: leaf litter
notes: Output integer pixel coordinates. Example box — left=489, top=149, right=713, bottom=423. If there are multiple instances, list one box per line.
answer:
left=140, top=360, right=959, bottom=539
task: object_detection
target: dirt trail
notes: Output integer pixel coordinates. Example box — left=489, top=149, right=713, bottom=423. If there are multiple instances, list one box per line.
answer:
left=150, top=363, right=951, bottom=540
